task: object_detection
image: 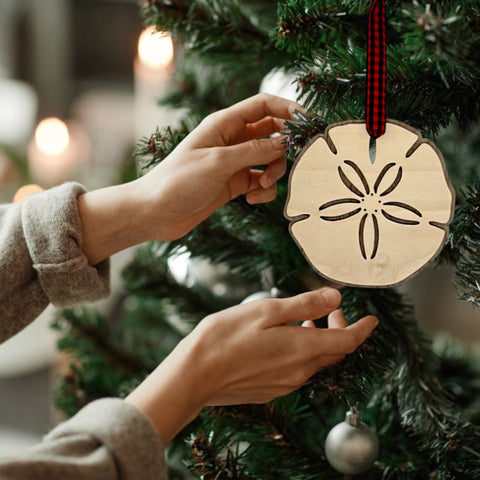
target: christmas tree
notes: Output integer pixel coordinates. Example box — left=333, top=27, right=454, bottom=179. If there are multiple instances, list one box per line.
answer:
left=53, top=1, right=480, bottom=478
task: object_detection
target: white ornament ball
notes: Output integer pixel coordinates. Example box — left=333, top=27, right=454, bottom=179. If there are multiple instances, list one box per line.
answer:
left=259, top=68, right=298, bottom=102
left=325, top=408, right=379, bottom=475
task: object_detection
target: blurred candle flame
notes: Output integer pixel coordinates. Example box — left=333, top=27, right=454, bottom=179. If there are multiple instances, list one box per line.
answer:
left=35, top=117, right=69, bottom=155
left=13, top=184, right=44, bottom=203
left=138, top=26, right=174, bottom=68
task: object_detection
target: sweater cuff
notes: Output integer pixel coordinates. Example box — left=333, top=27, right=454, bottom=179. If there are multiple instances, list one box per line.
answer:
left=22, top=182, right=110, bottom=306
left=46, top=398, right=167, bottom=479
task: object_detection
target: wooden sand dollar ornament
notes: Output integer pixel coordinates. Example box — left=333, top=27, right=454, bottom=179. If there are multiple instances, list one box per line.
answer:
left=284, top=120, right=455, bottom=287
left=284, top=1, right=455, bottom=288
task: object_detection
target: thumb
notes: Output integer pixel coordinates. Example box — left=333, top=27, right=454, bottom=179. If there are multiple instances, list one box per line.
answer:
left=223, top=135, right=287, bottom=172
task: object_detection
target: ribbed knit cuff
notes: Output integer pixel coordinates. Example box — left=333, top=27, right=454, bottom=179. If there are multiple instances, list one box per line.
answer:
left=46, top=398, right=167, bottom=480
left=22, top=182, right=110, bottom=306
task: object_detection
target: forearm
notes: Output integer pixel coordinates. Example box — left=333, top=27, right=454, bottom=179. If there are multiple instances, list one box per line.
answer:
left=125, top=337, right=206, bottom=445
left=77, top=180, right=152, bottom=265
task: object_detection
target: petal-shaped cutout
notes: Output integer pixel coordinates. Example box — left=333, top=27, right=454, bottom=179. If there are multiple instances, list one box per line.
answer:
left=375, top=122, right=419, bottom=164
left=285, top=120, right=455, bottom=287
left=342, top=160, right=370, bottom=196
left=328, top=122, right=371, bottom=164
left=319, top=198, right=362, bottom=219
left=321, top=207, right=362, bottom=222
left=378, top=166, right=402, bottom=196
left=381, top=209, right=420, bottom=225
left=327, top=122, right=391, bottom=193
left=290, top=213, right=447, bottom=286
left=285, top=133, right=359, bottom=221
left=386, top=141, right=454, bottom=226
left=338, top=165, right=365, bottom=197
left=373, top=162, right=396, bottom=193
left=358, top=213, right=380, bottom=260
left=381, top=201, right=422, bottom=224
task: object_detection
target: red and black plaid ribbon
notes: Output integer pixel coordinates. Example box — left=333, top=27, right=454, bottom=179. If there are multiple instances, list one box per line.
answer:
left=366, top=0, right=387, bottom=138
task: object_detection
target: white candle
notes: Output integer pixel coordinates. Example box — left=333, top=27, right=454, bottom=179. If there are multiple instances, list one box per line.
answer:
left=28, top=117, right=90, bottom=187
left=134, top=26, right=175, bottom=139
left=0, top=78, right=37, bottom=147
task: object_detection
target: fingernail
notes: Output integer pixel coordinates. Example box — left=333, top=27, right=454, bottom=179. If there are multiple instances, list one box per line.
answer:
left=274, top=135, right=288, bottom=150
left=321, top=288, right=341, bottom=308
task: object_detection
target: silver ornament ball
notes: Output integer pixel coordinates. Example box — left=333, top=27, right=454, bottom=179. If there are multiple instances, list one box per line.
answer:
left=325, top=408, right=379, bottom=475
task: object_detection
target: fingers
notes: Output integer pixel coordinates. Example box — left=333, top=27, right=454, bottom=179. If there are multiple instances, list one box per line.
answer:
left=227, top=93, right=304, bottom=125
left=302, top=310, right=348, bottom=329
left=246, top=117, right=287, bottom=140
left=245, top=160, right=285, bottom=204
left=259, top=156, right=287, bottom=189
left=309, top=314, right=378, bottom=357
left=222, top=134, right=287, bottom=173
left=263, top=289, right=342, bottom=327
left=246, top=182, right=277, bottom=204
left=328, top=309, right=348, bottom=329
left=344, top=315, right=378, bottom=348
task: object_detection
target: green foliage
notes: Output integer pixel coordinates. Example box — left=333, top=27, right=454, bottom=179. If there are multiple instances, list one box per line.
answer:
left=141, top=0, right=287, bottom=85
left=444, top=181, right=480, bottom=308
left=51, top=308, right=150, bottom=416
left=53, top=0, right=480, bottom=478
left=134, top=125, right=188, bottom=171
left=275, top=1, right=480, bottom=134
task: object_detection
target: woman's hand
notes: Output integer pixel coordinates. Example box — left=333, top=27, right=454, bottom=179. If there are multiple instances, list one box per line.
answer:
left=137, top=93, right=302, bottom=241
left=77, top=94, right=302, bottom=265
left=125, top=288, right=378, bottom=445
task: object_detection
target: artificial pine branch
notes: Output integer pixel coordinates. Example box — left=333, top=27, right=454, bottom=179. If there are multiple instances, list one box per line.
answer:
left=53, top=308, right=150, bottom=376
left=436, top=340, right=480, bottom=424
left=340, top=289, right=480, bottom=477
left=54, top=0, right=480, bottom=478
left=188, top=427, right=256, bottom=480
left=134, top=126, right=188, bottom=170
left=402, top=2, right=480, bottom=87
left=122, top=241, right=215, bottom=319
left=160, top=57, right=244, bottom=121
left=187, top=287, right=480, bottom=478
left=141, top=0, right=284, bottom=71
left=275, top=0, right=371, bottom=55
left=275, top=1, right=480, bottom=133
left=283, top=111, right=329, bottom=174
left=287, top=44, right=479, bottom=134
left=446, top=180, right=480, bottom=308
left=52, top=308, right=151, bottom=416
left=188, top=397, right=337, bottom=480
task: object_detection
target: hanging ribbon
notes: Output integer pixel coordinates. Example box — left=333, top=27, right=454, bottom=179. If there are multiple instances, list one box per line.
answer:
left=366, top=0, right=387, bottom=139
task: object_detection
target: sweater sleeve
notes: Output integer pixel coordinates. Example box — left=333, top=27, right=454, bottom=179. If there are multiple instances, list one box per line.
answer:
left=0, top=398, right=167, bottom=480
left=0, top=182, right=110, bottom=344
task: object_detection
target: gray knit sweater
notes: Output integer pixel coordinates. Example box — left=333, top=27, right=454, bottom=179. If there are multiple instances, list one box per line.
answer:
left=0, top=183, right=166, bottom=479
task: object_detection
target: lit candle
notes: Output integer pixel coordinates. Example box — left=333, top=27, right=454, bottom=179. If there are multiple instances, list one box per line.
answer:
left=134, top=26, right=176, bottom=139
left=13, top=184, right=44, bottom=203
left=28, top=117, right=90, bottom=187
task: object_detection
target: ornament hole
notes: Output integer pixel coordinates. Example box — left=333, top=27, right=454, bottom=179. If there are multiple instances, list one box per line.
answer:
left=369, top=136, right=376, bottom=164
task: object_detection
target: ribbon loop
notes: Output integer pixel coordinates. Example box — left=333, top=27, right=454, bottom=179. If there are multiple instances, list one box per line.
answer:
left=366, top=0, right=387, bottom=139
